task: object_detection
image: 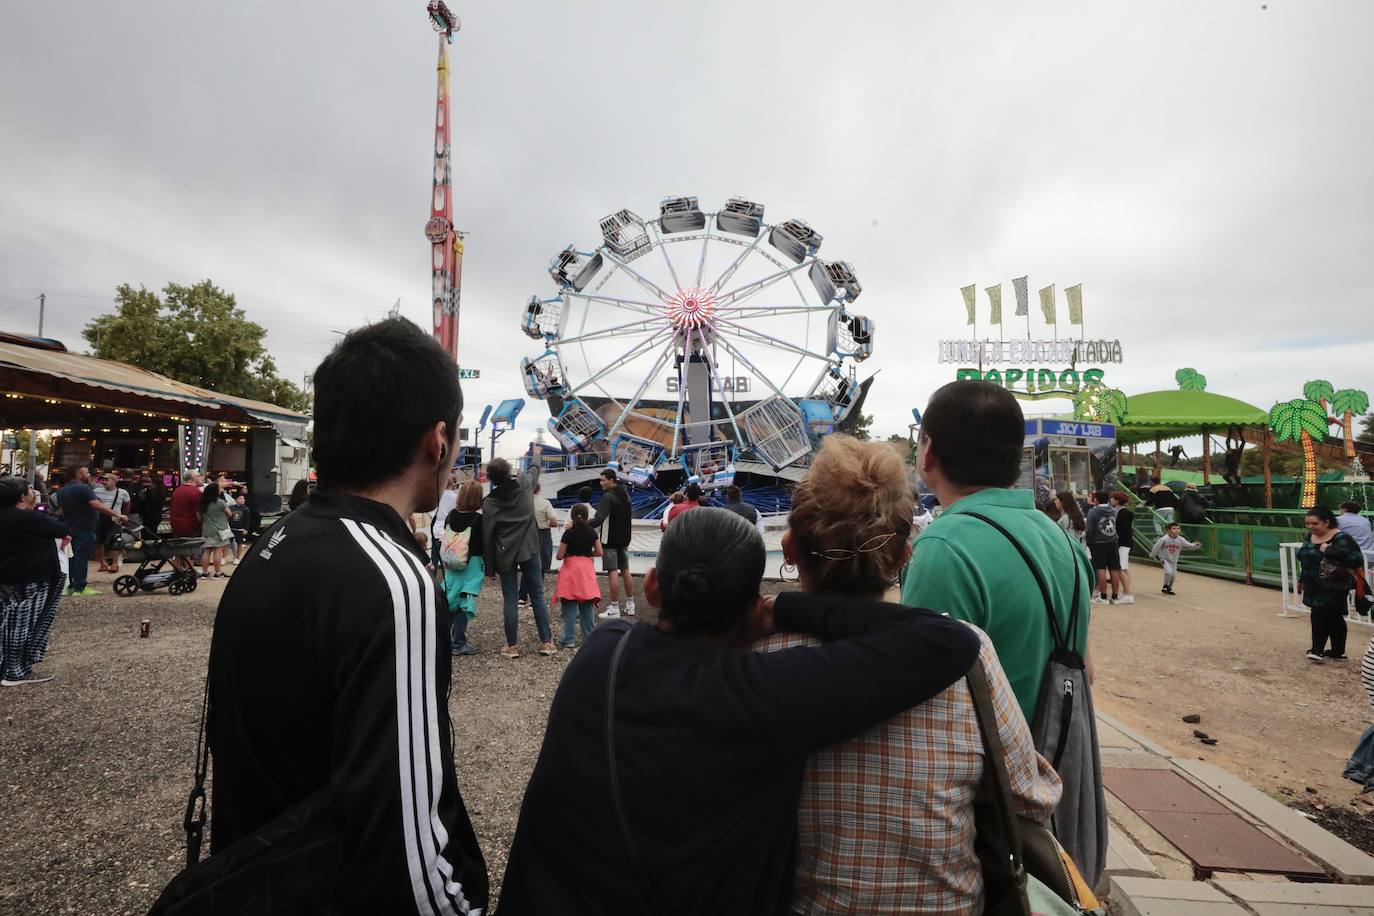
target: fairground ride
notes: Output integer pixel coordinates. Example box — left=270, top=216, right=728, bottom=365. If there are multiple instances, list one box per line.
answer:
left=517, top=196, right=877, bottom=513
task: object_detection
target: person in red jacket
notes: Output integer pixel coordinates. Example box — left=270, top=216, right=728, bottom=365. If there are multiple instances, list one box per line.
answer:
left=168, top=471, right=203, bottom=536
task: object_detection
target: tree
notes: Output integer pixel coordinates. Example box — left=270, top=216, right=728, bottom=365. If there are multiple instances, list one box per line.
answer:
left=1269, top=397, right=1329, bottom=507
left=1175, top=368, right=1207, bottom=392
left=848, top=412, right=873, bottom=441
left=885, top=432, right=914, bottom=465
left=1358, top=412, right=1374, bottom=447
left=82, top=281, right=309, bottom=412
left=1331, top=388, right=1371, bottom=457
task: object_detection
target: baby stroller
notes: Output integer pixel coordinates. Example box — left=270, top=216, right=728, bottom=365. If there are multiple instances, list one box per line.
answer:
left=112, top=525, right=205, bottom=597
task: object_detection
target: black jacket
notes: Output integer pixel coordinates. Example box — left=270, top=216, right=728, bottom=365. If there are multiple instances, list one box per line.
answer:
left=0, top=507, right=69, bottom=584
left=482, top=465, right=540, bottom=574
left=590, top=483, right=631, bottom=549
left=207, top=491, right=487, bottom=914
left=497, top=593, right=981, bottom=914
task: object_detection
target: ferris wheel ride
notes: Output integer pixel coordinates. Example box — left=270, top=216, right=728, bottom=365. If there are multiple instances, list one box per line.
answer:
left=519, top=196, right=874, bottom=484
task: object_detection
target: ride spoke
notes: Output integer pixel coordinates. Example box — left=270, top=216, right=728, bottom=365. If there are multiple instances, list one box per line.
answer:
left=715, top=262, right=811, bottom=307
left=694, top=328, right=744, bottom=445
left=651, top=223, right=684, bottom=292
left=567, top=329, right=671, bottom=398
left=601, top=250, right=673, bottom=302
left=606, top=335, right=680, bottom=441
left=706, top=232, right=763, bottom=294
left=694, top=222, right=712, bottom=288
left=716, top=317, right=833, bottom=362
left=713, top=333, right=790, bottom=401
left=562, top=290, right=664, bottom=317
left=557, top=315, right=670, bottom=347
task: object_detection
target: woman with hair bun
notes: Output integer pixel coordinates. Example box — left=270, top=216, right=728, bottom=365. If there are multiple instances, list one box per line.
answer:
left=499, top=506, right=981, bottom=915
left=759, top=435, right=1061, bottom=915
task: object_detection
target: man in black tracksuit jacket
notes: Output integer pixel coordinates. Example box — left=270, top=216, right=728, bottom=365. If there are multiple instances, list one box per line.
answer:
left=207, top=319, right=487, bottom=915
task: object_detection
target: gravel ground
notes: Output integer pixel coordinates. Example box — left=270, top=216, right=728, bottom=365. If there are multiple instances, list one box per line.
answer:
left=0, top=568, right=681, bottom=915
left=5, top=559, right=1374, bottom=914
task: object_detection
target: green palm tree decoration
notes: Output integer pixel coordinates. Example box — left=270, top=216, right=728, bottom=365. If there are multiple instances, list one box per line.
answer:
left=1332, top=388, right=1371, bottom=457
left=1269, top=398, right=1330, bottom=506
left=1175, top=368, right=1207, bottom=392
left=1303, top=379, right=1334, bottom=415
left=1074, top=384, right=1128, bottom=424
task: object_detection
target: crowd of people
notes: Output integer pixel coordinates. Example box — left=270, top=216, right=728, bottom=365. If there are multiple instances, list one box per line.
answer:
left=174, top=319, right=1110, bottom=915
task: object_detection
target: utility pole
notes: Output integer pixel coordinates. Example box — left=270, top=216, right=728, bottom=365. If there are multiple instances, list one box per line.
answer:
left=25, top=294, right=44, bottom=481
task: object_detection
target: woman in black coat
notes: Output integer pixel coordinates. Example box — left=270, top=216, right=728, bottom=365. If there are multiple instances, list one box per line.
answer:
left=0, top=476, right=70, bottom=686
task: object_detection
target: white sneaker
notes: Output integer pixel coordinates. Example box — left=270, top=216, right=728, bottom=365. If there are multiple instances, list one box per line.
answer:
left=624, top=599, right=636, bottom=616
left=598, top=602, right=621, bottom=620
left=1091, top=595, right=1109, bottom=605
left=1115, top=594, right=1135, bottom=605
left=2, top=673, right=54, bottom=687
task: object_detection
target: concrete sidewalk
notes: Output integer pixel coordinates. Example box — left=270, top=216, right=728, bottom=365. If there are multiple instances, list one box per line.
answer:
left=1097, top=711, right=1374, bottom=913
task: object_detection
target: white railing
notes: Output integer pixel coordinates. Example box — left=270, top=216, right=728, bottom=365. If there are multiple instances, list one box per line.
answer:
left=1277, top=542, right=1374, bottom=626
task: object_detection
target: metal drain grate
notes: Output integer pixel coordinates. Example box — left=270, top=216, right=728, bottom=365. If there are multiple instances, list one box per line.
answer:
left=1103, top=768, right=1326, bottom=879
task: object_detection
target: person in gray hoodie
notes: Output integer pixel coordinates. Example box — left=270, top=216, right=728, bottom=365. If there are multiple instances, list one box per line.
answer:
left=483, top=446, right=555, bottom=658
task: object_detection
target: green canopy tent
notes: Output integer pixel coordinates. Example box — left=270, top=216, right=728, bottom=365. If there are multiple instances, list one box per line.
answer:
left=1112, top=389, right=1273, bottom=504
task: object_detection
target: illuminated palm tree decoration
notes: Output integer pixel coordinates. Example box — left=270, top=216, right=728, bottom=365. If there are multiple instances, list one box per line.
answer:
left=1332, top=388, right=1371, bottom=457
left=1175, top=368, right=1207, bottom=392
left=1074, top=384, right=1128, bottom=424
left=1269, top=397, right=1329, bottom=507
left=1303, top=379, right=1334, bottom=416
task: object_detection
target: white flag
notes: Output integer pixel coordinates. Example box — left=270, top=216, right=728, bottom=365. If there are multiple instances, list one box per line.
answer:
left=961, top=285, right=976, bottom=325
left=1013, top=276, right=1029, bottom=317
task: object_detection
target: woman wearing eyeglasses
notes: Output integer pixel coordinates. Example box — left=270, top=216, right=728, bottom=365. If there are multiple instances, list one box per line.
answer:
left=758, top=435, right=1061, bottom=915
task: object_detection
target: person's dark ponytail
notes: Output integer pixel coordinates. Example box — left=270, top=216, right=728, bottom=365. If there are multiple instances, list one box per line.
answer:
left=656, top=508, right=764, bottom=637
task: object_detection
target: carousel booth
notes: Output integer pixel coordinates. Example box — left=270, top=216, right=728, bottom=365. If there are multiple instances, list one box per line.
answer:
left=1021, top=418, right=1118, bottom=507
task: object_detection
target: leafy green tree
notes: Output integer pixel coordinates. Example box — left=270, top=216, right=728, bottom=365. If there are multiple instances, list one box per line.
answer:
left=847, top=412, right=873, bottom=441
left=82, top=281, right=309, bottom=412
left=1174, top=368, right=1207, bottom=392
left=1269, top=397, right=1329, bottom=507
left=1331, top=389, right=1371, bottom=457
left=1358, top=412, right=1374, bottom=447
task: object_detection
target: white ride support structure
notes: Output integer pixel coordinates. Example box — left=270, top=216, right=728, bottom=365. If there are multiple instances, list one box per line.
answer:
left=518, top=195, right=874, bottom=478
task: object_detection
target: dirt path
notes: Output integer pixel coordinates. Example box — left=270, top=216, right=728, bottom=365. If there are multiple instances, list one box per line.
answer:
left=1091, top=562, right=1374, bottom=814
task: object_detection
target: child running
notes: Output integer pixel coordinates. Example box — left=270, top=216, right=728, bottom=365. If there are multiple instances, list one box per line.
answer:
left=553, top=502, right=602, bottom=648
left=1149, top=521, right=1201, bottom=595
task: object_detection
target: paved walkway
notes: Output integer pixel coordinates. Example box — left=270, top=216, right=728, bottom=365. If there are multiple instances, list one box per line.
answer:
left=1097, top=710, right=1374, bottom=913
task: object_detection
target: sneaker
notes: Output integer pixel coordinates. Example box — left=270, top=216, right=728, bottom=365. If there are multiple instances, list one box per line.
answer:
left=1306, top=651, right=1325, bottom=662
left=558, top=641, right=576, bottom=649
left=199, top=573, right=210, bottom=579
left=500, top=645, right=521, bottom=659
left=214, top=572, right=228, bottom=579
left=539, top=641, right=558, bottom=656
left=518, top=598, right=531, bottom=609
left=624, top=599, right=636, bottom=616
left=75, top=586, right=101, bottom=597
left=2, top=673, right=54, bottom=687
left=452, top=643, right=480, bottom=656
left=1091, top=595, right=1109, bottom=605
left=599, top=602, right=621, bottom=620
left=1325, top=651, right=1349, bottom=661
left=1115, top=595, right=1136, bottom=605
left=231, top=557, right=240, bottom=565
left=1161, top=587, right=1175, bottom=595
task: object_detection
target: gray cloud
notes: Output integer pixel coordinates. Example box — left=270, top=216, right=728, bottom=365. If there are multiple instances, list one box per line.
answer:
left=2, top=0, right=1371, bottom=456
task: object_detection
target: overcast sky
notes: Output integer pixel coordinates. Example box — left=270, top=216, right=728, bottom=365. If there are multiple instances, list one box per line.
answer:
left=2, top=1, right=1371, bottom=456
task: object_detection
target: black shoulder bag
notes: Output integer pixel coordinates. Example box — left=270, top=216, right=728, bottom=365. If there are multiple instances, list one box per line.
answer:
left=148, top=667, right=342, bottom=915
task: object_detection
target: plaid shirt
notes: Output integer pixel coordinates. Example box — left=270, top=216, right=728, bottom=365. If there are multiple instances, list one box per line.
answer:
left=758, top=625, right=1061, bottom=915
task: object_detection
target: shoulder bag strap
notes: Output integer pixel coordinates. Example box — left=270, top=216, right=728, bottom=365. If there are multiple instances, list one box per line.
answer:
left=967, top=658, right=1031, bottom=915
left=183, top=665, right=211, bottom=867
left=964, top=511, right=1070, bottom=652
left=606, top=627, right=670, bottom=916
